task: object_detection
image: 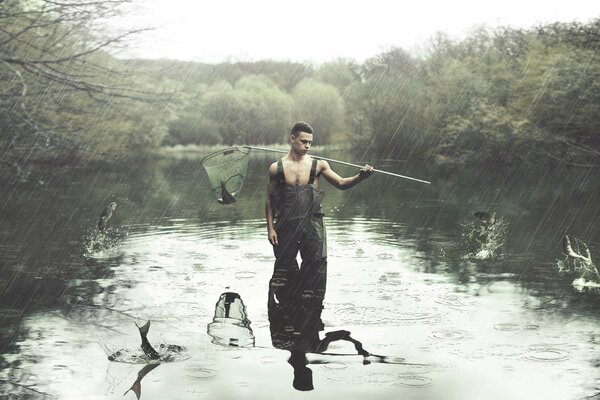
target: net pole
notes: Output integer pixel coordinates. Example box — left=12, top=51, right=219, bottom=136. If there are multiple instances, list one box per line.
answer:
left=239, top=145, right=431, bottom=185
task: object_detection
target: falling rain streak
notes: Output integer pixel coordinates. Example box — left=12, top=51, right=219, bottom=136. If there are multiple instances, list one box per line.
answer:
left=1, top=1, right=600, bottom=400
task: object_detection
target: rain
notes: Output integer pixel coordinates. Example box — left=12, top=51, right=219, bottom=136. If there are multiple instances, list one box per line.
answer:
left=1, top=1, right=600, bottom=399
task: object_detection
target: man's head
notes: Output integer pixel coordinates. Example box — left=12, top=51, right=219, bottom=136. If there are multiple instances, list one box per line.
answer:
left=291, top=121, right=314, bottom=138
left=290, top=122, right=314, bottom=155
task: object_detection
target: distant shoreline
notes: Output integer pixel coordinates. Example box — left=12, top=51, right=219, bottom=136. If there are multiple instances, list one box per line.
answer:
left=158, top=143, right=354, bottom=159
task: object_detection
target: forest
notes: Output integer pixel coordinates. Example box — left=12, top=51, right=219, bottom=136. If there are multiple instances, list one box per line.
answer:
left=1, top=0, right=599, bottom=171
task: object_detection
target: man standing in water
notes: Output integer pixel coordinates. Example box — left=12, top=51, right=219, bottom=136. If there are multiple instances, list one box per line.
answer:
left=265, top=121, right=374, bottom=304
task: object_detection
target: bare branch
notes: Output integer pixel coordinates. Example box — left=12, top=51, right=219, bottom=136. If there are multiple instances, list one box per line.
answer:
left=1, top=28, right=151, bottom=65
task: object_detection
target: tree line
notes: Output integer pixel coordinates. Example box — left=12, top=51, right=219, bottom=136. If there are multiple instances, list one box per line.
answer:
left=1, top=1, right=598, bottom=168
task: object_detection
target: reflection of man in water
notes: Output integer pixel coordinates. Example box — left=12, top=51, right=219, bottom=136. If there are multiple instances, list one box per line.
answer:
left=265, top=121, right=373, bottom=304
left=268, top=291, right=371, bottom=391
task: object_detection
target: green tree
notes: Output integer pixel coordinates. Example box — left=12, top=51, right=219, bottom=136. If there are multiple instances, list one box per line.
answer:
left=197, top=75, right=293, bottom=145
left=0, top=0, right=169, bottom=166
left=513, top=41, right=600, bottom=148
left=291, top=78, right=345, bottom=145
left=346, top=48, right=432, bottom=158
left=234, top=75, right=293, bottom=143
left=314, top=59, right=360, bottom=94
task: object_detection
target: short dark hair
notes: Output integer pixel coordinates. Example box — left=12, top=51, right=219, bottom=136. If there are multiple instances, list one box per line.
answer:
left=291, top=121, right=314, bottom=137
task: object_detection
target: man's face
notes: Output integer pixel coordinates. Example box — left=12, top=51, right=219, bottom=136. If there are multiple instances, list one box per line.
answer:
left=291, top=132, right=313, bottom=155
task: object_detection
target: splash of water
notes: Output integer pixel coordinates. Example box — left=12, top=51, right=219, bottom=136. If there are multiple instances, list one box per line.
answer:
left=82, top=227, right=127, bottom=259
left=101, top=341, right=189, bottom=364
left=556, top=237, right=598, bottom=287
left=458, top=218, right=507, bottom=260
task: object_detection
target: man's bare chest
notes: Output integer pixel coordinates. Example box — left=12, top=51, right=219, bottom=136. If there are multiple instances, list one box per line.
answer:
left=282, top=160, right=314, bottom=185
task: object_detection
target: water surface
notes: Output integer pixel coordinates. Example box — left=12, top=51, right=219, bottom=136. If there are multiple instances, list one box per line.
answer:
left=1, top=153, right=599, bottom=399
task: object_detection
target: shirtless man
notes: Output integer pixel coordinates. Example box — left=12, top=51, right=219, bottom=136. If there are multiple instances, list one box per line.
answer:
left=265, top=121, right=373, bottom=304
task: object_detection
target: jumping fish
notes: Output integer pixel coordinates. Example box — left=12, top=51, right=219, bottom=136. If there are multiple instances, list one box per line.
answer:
left=474, top=211, right=496, bottom=236
left=562, top=235, right=591, bottom=263
left=474, top=211, right=496, bottom=226
left=135, top=321, right=160, bottom=360
left=217, top=181, right=236, bottom=205
left=98, top=202, right=117, bottom=233
left=123, top=363, right=160, bottom=400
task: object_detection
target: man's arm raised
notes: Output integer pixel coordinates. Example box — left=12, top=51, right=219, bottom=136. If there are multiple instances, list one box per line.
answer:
left=319, top=160, right=374, bottom=190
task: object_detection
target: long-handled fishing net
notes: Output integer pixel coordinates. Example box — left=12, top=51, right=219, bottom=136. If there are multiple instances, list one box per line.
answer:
left=201, top=145, right=430, bottom=204
left=201, top=147, right=250, bottom=204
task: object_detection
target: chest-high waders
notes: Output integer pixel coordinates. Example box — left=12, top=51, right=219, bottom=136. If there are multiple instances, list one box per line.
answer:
left=269, top=158, right=327, bottom=307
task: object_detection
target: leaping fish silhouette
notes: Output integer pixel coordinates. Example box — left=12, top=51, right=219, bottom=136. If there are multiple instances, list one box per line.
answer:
left=562, top=235, right=591, bottom=263
left=473, top=211, right=496, bottom=236
left=135, top=321, right=160, bottom=360
left=98, top=202, right=117, bottom=233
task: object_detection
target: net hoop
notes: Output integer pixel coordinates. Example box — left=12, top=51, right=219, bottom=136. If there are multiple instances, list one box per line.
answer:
left=201, top=146, right=250, bottom=168
left=201, top=146, right=251, bottom=204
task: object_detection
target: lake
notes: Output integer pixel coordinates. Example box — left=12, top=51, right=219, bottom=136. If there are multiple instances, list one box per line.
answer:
left=1, top=150, right=599, bottom=399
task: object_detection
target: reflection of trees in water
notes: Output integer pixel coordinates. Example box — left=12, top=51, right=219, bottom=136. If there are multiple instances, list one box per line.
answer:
left=0, top=255, right=123, bottom=383
left=518, top=281, right=600, bottom=321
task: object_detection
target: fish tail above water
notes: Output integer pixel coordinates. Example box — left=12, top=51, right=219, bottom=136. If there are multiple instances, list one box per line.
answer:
left=564, top=235, right=583, bottom=259
left=137, top=320, right=150, bottom=336
left=135, top=321, right=160, bottom=360
left=563, top=235, right=592, bottom=263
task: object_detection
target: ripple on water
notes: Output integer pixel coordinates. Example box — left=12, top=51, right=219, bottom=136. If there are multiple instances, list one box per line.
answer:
left=537, top=335, right=570, bottom=346
left=435, top=294, right=477, bottom=310
left=395, top=312, right=439, bottom=322
left=589, top=334, right=600, bottom=345
left=523, top=348, right=571, bottom=362
left=524, top=324, right=540, bottom=331
left=323, top=362, right=348, bottom=370
left=243, top=252, right=262, bottom=259
left=449, top=347, right=490, bottom=360
left=395, top=375, right=433, bottom=388
left=106, top=344, right=189, bottom=364
left=354, top=248, right=366, bottom=257
left=493, top=323, right=521, bottom=332
left=235, top=271, right=256, bottom=279
left=395, top=363, right=437, bottom=375
left=431, top=329, right=466, bottom=340
left=490, top=344, right=526, bottom=358
left=186, top=367, right=217, bottom=379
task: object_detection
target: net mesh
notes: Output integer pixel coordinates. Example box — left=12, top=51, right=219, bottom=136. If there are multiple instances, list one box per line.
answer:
left=201, top=147, right=250, bottom=204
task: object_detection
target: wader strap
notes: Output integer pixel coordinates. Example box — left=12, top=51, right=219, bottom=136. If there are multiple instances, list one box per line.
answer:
left=277, top=159, right=286, bottom=184
left=309, top=159, right=318, bottom=184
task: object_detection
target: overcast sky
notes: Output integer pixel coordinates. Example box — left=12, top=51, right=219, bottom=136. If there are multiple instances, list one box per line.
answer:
left=112, top=0, right=600, bottom=63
